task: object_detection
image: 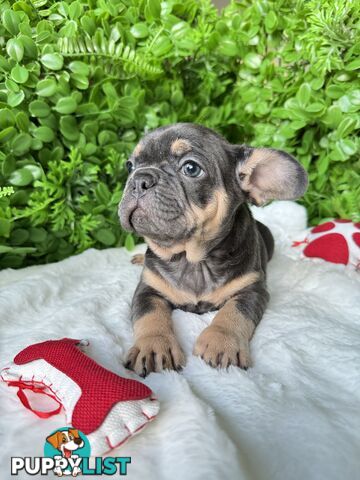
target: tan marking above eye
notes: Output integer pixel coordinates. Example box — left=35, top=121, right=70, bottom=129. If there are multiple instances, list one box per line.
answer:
left=142, top=267, right=259, bottom=307
left=170, top=138, right=192, bottom=156
left=133, top=142, right=143, bottom=157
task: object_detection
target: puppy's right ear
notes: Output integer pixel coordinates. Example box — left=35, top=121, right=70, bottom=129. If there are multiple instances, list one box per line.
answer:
left=232, top=145, right=308, bottom=206
left=46, top=431, right=61, bottom=449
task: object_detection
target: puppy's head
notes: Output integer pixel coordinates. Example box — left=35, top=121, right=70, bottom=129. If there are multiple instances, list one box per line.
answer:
left=46, top=429, right=84, bottom=458
left=119, top=123, right=307, bottom=251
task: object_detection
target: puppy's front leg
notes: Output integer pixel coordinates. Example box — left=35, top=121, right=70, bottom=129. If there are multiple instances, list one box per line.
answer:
left=125, top=282, right=185, bottom=377
left=194, top=282, right=269, bottom=369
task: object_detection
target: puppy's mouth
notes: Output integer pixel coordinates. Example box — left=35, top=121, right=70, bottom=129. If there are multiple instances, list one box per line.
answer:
left=63, top=447, right=72, bottom=458
left=128, top=207, right=136, bottom=230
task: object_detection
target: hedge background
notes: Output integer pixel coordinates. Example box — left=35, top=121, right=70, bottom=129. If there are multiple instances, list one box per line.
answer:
left=0, top=0, right=359, bottom=269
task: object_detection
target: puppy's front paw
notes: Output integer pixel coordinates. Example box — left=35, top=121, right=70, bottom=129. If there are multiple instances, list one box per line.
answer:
left=131, top=253, right=145, bottom=265
left=193, top=326, right=251, bottom=370
left=125, top=335, right=185, bottom=377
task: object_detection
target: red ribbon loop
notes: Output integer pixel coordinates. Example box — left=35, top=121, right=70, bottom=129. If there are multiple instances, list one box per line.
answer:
left=8, top=380, right=62, bottom=419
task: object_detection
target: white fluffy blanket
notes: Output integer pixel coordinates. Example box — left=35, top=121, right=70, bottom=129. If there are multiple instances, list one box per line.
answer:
left=1, top=202, right=359, bottom=480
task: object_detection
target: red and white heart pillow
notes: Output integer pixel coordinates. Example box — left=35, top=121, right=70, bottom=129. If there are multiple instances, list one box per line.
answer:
left=292, top=219, right=360, bottom=270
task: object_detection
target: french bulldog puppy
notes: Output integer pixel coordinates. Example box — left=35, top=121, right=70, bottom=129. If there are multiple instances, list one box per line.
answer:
left=119, top=123, right=307, bottom=376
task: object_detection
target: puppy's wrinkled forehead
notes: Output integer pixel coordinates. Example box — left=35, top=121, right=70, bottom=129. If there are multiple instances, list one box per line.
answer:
left=131, top=124, right=227, bottom=167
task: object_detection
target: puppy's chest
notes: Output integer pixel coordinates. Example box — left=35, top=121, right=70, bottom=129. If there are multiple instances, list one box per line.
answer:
left=163, top=261, right=225, bottom=313
left=168, top=257, right=223, bottom=293
left=143, top=256, right=258, bottom=314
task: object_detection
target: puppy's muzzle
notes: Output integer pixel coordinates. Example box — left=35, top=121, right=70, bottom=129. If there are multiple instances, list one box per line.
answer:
left=131, top=170, right=158, bottom=199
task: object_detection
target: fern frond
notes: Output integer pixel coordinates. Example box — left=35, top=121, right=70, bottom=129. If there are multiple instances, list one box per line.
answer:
left=0, top=186, right=14, bottom=198
left=58, top=34, right=163, bottom=78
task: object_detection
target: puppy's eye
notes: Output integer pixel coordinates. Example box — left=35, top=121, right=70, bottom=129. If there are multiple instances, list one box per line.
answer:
left=181, top=161, right=203, bottom=178
left=126, top=161, right=134, bottom=173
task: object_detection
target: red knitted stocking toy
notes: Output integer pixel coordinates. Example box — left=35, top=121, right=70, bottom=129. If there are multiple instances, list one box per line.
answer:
left=293, top=219, right=360, bottom=269
left=1, top=338, right=159, bottom=455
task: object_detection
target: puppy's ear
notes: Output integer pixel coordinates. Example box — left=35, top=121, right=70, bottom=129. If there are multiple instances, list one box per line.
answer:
left=69, top=428, right=80, bottom=439
left=46, top=431, right=61, bottom=449
left=234, top=146, right=308, bottom=205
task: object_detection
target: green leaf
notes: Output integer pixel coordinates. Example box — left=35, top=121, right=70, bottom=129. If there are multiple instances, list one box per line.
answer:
left=60, top=115, right=79, bottom=140
left=218, top=39, right=238, bottom=57
left=29, top=227, right=47, bottom=242
left=95, top=183, right=111, bottom=204
left=11, top=64, right=29, bottom=84
left=125, top=233, right=135, bottom=251
left=0, top=246, right=36, bottom=254
left=71, top=73, right=89, bottom=90
left=11, top=133, right=32, bottom=155
left=69, top=61, right=90, bottom=76
left=36, top=78, right=57, bottom=96
left=94, top=228, right=116, bottom=246
left=0, top=109, right=15, bottom=128
left=80, top=15, right=96, bottom=35
left=6, top=38, right=24, bottom=62
left=0, top=218, right=11, bottom=237
left=29, top=100, right=50, bottom=117
left=2, top=10, right=21, bottom=35
left=131, top=23, right=149, bottom=39
left=23, top=164, right=42, bottom=180
left=244, top=53, right=262, bottom=69
left=40, top=53, right=64, bottom=70
left=33, top=126, right=55, bottom=142
left=11, top=228, right=29, bottom=245
left=305, top=102, right=325, bottom=113
left=18, top=35, right=37, bottom=58
left=54, top=96, right=77, bottom=114
left=7, top=90, right=25, bottom=107
left=336, top=117, right=357, bottom=138
left=265, top=11, right=277, bottom=31
left=345, top=59, right=360, bottom=71
left=15, top=111, right=29, bottom=131
left=6, top=78, right=20, bottom=93
left=152, top=36, right=172, bottom=57
left=147, top=0, right=161, bottom=19
left=325, top=85, right=344, bottom=99
left=9, top=167, right=34, bottom=186
left=338, top=139, right=357, bottom=156
left=296, top=83, right=311, bottom=107
left=310, top=78, right=324, bottom=90
left=0, top=126, right=17, bottom=143
left=2, top=155, right=16, bottom=175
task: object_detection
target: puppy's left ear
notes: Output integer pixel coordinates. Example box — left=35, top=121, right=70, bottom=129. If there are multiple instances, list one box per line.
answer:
left=234, top=146, right=308, bottom=205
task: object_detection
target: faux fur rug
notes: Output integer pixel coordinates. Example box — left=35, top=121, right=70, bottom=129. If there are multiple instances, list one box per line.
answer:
left=1, top=201, right=359, bottom=480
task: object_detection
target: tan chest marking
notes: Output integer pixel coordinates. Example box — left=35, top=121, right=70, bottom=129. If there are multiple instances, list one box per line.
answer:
left=142, top=267, right=259, bottom=308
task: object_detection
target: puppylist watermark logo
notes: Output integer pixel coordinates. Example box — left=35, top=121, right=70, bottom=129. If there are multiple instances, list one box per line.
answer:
left=11, top=427, right=131, bottom=476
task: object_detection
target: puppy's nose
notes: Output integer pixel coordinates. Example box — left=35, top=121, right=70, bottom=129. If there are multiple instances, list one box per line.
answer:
left=132, top=172, right=157, bottom=198
left=74, top=438, right=83, bottom=445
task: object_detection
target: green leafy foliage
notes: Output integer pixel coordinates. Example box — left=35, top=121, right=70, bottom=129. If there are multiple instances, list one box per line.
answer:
left=0, top=0, right=359, bottom=269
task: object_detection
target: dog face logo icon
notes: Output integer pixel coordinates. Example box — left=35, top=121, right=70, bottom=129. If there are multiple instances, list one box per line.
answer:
left=46, top=428, right=84, bottom=459
left=44, top=427, right=90, bottom=477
